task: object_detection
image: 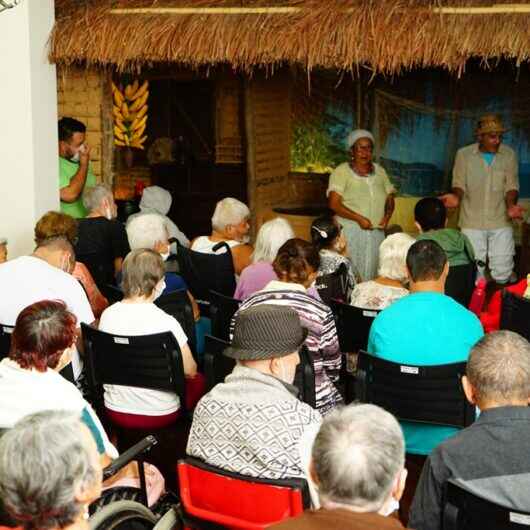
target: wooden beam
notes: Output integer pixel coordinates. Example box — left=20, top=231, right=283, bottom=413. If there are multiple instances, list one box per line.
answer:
left=109, top=4, right=530, bottom=16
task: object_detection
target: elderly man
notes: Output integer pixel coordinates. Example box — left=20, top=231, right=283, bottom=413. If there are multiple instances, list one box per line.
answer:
left=271, top=404, right=407, bottom=529
left=0, top=411, right=103, bottom=530
left=58, top=117, right=96, bottom=218
left=441, top=114, right=523, bottom=284
left=0, top=236, right=94, bottom=381
left=187, top=304, right=321, bottom=479
left=368, top=240, right=483, bottom=456
left=410, top=331, right=530, bottom=530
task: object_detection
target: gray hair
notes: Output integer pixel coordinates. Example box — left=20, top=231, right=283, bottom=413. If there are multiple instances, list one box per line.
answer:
left=252, top=218, right=294, bottom=264
left=312, top=404, right=405, bottom=511
left=211, top=197, right=250, bottom=232
left=126, top=213, right=168, bottom=250
left=378, top=233, right=415, bottom=282
left=82, top=184, right=113, bottom=212
left=0, top=410, right=100, bottom=530
left=467, top=331, right=530, bottom=404
left=122, top=248, right=165, bottom=298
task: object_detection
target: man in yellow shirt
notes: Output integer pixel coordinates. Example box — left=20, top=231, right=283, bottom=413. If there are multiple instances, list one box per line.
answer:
left=58, top=117, right=96, bottom=218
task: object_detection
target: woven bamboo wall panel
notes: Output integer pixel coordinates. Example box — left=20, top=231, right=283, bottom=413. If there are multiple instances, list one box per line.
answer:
left=215, top=76, right=243, bottom=164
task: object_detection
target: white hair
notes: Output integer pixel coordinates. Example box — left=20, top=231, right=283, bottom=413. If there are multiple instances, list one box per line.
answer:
left=252, top=218, right=294, bottom=263
left=0, top=410, right=99, bottom=530
left=211, top=197, right=250, bottom=232
left=82, top=183, right=113, bottom=212
left=378, top=233, right=415, bottom=282
left=126, top=213, right=168, bottom=250
left=312, top=404, right=404, bottom=511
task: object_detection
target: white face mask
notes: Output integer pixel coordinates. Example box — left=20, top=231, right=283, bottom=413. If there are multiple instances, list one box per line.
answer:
left=70, top=150, right=80, bottom=163
left=153, top=279, right=166, bottom=300
left=160, top=251, right=170, bottom=262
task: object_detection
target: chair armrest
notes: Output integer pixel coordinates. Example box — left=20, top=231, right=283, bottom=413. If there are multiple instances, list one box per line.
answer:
left=102, top=435, right=158, bottom=480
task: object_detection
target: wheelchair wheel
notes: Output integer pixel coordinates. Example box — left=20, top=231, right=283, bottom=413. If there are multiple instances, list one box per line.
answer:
left=89, top=500, right=158, bottom=530
left=153, top=507, right=180, bottom=530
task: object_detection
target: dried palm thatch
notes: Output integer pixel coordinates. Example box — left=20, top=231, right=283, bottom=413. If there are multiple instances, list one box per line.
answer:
left=50, top=0, right=530, bottom=75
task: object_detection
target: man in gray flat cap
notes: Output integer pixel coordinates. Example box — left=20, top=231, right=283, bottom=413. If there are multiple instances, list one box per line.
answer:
left=187, top=304, right=322, bottom=480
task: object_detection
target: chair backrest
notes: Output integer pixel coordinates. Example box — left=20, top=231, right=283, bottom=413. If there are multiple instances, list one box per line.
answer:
left=293, top=346, right=316, bottom=409
left=176, top=242, right=236, bottom=304
left=445, top=263, right=477, bottom=308
left=315, top=262, right=350, bottom=304
left=0, top=324, right=13, bottom=361
left=177, top=457, right=310, bottom=530
left=330, top=300, right=379, bottom=352
left=500, top=290, right=530, bottom=341
left=356, top=352, right=474, bottom=428
left=81, top=323, right=186, bottom=414
left=209, top=290, right=241, bottom=342
left=203, top=335, right=235, bottom=392
left=155, top=289, right=197, bottom=354
left=443, top=479, right=530, bottom=530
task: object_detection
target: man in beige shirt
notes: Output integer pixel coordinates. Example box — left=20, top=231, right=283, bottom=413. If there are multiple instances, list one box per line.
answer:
left=441, top=114, right=524, bottom=284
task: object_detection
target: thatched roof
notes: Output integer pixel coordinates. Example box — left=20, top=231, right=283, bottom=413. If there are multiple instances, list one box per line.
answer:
left=50, top=0, right=530, bottom=74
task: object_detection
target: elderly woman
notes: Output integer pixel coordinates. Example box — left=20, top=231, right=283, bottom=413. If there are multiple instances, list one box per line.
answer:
left=235, top=238, right=343, bottom=415
left=191, top=197, right=253, bottom=276
left=234, top=217, right=294, bottom=300
left=35, top=211, right=109, bottom=318
left=0, top=238, right=7, bottom=264
left=327, top=129, right=396, bottom=281
left=99, top=249, right=202, bottom=428
left=311, top=215, right=360, bottom=303
left=127, top=185, right=190, bottom=252
left=0, top=411, right=103, bottom=530
left=75, top=184, right=130, bottom=292
left=350, top=233, right=415, bottom=310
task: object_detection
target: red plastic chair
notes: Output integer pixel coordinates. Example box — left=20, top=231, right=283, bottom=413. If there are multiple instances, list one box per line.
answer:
left=177, top=457, right=310, bottom=530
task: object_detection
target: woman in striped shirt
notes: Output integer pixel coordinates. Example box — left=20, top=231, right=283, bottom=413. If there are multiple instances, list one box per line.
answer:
left=234, top=238, right=343, bottom=415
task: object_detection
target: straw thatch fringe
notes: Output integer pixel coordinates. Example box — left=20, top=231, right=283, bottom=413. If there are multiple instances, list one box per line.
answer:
left=49, top=0, right=530, bottom=74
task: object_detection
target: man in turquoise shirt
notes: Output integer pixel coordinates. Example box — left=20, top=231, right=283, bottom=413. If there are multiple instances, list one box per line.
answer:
left=58, top=117, right=96, bottom=218
left=367, top=240, right=484, bottom=455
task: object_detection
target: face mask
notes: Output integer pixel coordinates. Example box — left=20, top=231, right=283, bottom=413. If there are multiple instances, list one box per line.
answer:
left=104, top=207, right=113, bottom=221
left=380, top=498, right=400, bottom=517
left=153, top=279, right=166, bottom=300
left=160, top=251, right=170, bottom=262
left=70, top=150, right=80, bottom=163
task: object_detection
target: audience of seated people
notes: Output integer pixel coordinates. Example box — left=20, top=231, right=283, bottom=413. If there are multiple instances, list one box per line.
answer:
left=234, top=217, right=294, bottom=300
left=410, top=331, right=530, bottom=530
left=271, top=404, right=408, bottom=529
left=311, top=215, right=360, bottom=303
left=368, top=239, right=484, bottom=456
left=126, top=185, right=190, bottom=253
left=75, top=184, right=130, bottom=293
left=191, top=197, right=253, bottom=276
left=187, top=305, right=321, bottom=480
left=0, top=238, right=7, bottom=263
left=34, top=211, right=109, bottom=319
left=0, top=236, right=94, bottom=382
left=234, top=238, right=343, bottom=415
left=98, top=249, right=202, bottom=429
left=350, top=233, right=414, bottom=310
left=0, top=411, right=103, bottom=530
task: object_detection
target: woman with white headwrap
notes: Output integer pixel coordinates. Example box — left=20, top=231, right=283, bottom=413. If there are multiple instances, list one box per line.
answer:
left=327, top=130, right=396, bottom=280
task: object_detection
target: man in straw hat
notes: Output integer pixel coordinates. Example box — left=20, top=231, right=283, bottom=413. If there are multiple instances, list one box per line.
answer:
left=187, top=304, right=321, bottom=480
left=441, top=114, right=524, bottom=284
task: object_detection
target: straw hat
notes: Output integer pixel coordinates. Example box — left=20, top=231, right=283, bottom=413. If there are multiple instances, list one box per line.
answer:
left=475, top=114, right=508, bottom=136
left=224, top=305, right=307, bottom=361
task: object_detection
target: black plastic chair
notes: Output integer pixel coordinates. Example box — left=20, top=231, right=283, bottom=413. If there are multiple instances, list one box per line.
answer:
left=0, top=324, right=13, bottom=360
left=315, top=262, right=350, bottom=304
left=81, top=323, right=187, bottom=420
left=176, top=241, right=236, bottom=308
left=329, top=300, right=379, bottom=353
left=445, top=263, right=477, bottom=308
left=155, top=289, right=197, bottom=355
left=442, top=478, right=530, bottom=530
left=355, top=352, right=475, bottom=428
left=203, top=334, right=235, bottom=392
left=209, top=290, right=241, bottom=342
left=103, top=284, right=124, bottom=305
left=500, top=290, right=530, bottom=341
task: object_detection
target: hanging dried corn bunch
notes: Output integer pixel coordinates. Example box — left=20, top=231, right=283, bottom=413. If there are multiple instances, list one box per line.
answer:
left=112, top=80, right=149, bottom=150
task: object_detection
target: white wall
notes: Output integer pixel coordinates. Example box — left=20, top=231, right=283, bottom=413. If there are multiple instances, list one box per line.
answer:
left=0, top=0, right=58, bottom=259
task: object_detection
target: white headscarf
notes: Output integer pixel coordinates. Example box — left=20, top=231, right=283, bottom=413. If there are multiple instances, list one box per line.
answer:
left=346, top=129, right=375, bottom=149
left=139, top=186, right=172, bottom=216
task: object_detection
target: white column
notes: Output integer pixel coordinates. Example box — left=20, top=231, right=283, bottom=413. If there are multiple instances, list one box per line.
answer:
left=0, top=0, right=58, bottom=259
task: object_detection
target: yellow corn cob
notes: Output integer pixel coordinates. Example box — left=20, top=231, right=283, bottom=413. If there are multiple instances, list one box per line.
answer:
left=114, top=138, right=127, bottom=147
left=114, top=126, right=126, bottom=141
left=130, top=80, right=148, bottom=101
left=121, top=102, right=130, bottom=120
left=131, top=123, right=146, bottom=140
left=113, top=105, right=123, bottom=120
left=130, top=140, right=145, bottom=150
left=129, top=79, right=139, bottom=99
left=124, top=135, right=130, bottom=146
left=135, top=104, right=148, bottom=121
left=130, top=90, right=148, bottom=112
left=124, top=84, right=134, bottom=100
left=131, top=114, right=147, bottom=132
left=115, top=117, right=128, bottom=133
left=113, top=88, right=124, bottom=108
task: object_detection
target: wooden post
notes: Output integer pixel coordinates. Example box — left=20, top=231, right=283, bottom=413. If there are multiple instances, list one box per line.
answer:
left=355, top=73, right=363, bottom=129
left=243, top=76, right=257, bottom=238
left=100, top=71, right=115, bottom=186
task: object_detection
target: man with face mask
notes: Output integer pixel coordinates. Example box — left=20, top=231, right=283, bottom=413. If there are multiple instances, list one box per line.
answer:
left=441, top=114, right=523, bottom=285
left=58, top=117, right=96, bottom=218
left=187, top=304, right=322, bottom=480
